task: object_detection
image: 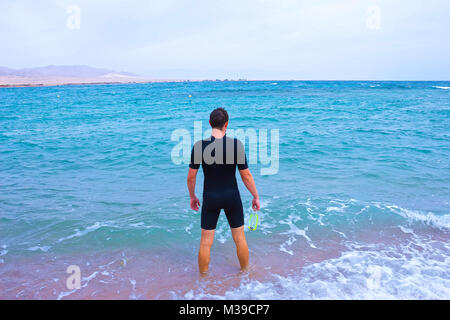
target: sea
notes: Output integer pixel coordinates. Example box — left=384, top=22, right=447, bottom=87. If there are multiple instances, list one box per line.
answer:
left=0, top=81, right=449, bottom=299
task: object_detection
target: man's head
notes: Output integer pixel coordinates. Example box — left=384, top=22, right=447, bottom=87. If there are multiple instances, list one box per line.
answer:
left=209, top=108, right=229, bottom=130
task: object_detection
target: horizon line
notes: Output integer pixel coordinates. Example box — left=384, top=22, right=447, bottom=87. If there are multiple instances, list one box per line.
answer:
left=1, top=79, right=450, bottom=90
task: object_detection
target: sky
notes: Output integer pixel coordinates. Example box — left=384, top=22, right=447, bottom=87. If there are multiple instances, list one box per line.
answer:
left=0, top=0, right=449, bottom=80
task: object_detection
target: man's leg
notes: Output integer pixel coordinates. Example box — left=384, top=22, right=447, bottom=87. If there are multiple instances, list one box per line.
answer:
left=198, top=228, right=215, bottom=273
left=231, top=226, right=249, bottom=270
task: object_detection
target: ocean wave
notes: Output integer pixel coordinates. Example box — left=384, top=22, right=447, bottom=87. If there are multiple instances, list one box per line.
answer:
left=315, top=198, right=450, bottom=231
left=27, top=245, right=51, bottom=252
left=1, top=245, right=8, bottom=264
left=0, top=246, right=8, bottom=257
left=433, top=86, right=450, bottom=90
left=57, top=222, right=106, bottom=243
left=384, top=204, right=450, bottom=230
left=181, top=246, right=450, bottom=299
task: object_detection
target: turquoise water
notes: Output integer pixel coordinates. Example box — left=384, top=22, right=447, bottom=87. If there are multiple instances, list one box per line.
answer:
left=0, top=81, right=449, bottom=299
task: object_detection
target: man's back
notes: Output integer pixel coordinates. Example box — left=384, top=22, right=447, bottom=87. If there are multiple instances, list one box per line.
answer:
left=190, top=135, right=248, bottom=195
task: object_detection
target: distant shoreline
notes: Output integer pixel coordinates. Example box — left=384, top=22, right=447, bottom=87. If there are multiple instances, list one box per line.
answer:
left=0, top=65, right=202, bottom=88
left=0, top=80, right=187, bottom=88
left=1, top=79, right=449, bottom=88
left=0, top=76, right=239, bottom=88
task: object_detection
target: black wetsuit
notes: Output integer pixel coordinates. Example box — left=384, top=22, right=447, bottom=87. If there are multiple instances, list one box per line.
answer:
left=189, top=135, right=248, bottom=230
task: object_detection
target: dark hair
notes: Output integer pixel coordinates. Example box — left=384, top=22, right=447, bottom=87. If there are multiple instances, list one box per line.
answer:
left=209, top=108, right=229, bottom=129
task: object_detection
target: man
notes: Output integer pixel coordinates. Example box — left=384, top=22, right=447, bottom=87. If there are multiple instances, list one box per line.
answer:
left=187, top=108, right=260, bottom=274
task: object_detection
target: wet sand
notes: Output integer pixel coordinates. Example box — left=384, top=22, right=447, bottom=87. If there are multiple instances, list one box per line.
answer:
left=2, top=225, right=446, bottom=300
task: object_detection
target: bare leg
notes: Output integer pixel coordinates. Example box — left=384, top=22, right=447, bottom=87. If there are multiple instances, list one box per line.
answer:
left=198, top=228, right=215, bottom=274
left=231, top=226, right=249, bottom=270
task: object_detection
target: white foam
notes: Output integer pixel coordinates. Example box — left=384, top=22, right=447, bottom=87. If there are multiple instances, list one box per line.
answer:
left=433, top=86, right=450, bottom=90
left=385, top=205, right=450, bottom=230
left=58, top=222, right=105, bottom=243
left=331, top=227, right=348, bottom=239
left=129, top=279, right=137, bottom=299
left=215, top=220, right=231, bottom=244
left=398, top=226, right=414, bottom=234
left=324, top=199, right=449, bottom=230
left=181, top=245, right=450, bottom=299
left=185, top=223, right=193, bottom=234
left=326, top=206, right=344, bottom=213
left=83, top=271, right=99, bottom=282
left=279, top=243, right=294, bottom=255
left=129, top=222, right=144, bottom=227
left=57, top=289, right=77, bottom=300
left=0, top=244, right=8, bottom=262
left=27, top=246, right=51, bottom=252
left=280, top=215, right=317, bottom=250
left=326, top=200, right=348, bottom=213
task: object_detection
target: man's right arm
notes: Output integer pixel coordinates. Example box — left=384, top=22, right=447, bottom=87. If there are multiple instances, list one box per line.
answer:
left=187, top=168, right=200, bottom=211
left=188, top=141, right=202, bottom=211
left=239, top=169, right=260, bottom=211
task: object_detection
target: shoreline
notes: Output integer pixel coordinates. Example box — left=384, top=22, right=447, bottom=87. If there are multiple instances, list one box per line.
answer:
left=0, top=81, right=174, bottom=88
left=1, top=226, right=447, bottom=299
left=2, top=79, right=449, bottom=89
left=0, top=79, right=195, bottom=89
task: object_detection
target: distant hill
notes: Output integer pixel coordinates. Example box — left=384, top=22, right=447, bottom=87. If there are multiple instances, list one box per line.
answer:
left=0, top=65, right=138, bottom=78
left=0, top=65, right=176, bottom=87
left=0, top=66, right=16, bottom=76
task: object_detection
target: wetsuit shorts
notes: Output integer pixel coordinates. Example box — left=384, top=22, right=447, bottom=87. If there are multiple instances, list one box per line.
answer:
left=201, top=190, right=244, bottom=230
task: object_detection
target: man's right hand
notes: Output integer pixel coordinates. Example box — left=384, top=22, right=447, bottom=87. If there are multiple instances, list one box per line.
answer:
left=190, top=196, right=200, bottom=211
left=252, top=198, right=260, bottom=211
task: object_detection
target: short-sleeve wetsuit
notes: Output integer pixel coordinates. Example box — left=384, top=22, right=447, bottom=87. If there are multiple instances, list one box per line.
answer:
left=189, top=135, right=248, bottom=230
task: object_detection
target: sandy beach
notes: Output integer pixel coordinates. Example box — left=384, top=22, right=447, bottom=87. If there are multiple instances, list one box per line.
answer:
left=0, top=75, right=186, bottom=88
